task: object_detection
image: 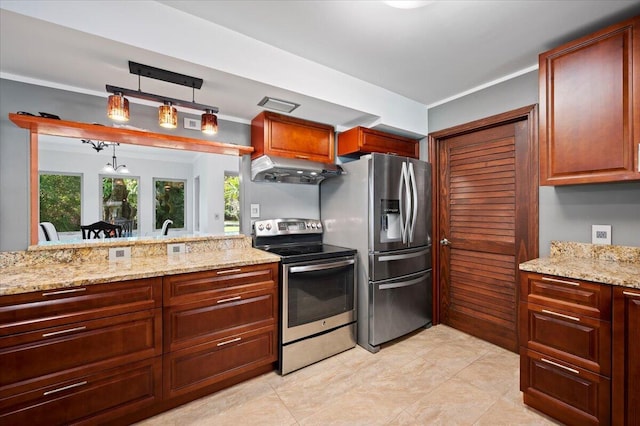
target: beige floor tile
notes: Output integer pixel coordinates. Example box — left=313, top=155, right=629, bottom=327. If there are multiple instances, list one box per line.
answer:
left=136, top=325, right=560, bottom=426
left=405, top=376, right=501, bottom=425
left=473, top=397, right=564, bottom=426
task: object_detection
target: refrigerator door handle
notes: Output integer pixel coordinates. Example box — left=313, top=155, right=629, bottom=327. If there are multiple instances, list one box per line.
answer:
left=408, top=162, right=418, bottom=243
left=399, top=162, right=409, bottom=244
left=378, top=276, right=424, bottom=290
left=377, top=248, right=430, bottom=262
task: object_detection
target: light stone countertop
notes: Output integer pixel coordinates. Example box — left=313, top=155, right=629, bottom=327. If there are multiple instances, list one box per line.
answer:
left=0, top=236, right=280, bottom=296
left=519, top=241, right=640, bottom=289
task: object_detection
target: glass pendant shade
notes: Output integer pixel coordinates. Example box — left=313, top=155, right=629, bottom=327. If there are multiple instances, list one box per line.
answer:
left=158, top=102, right=178, bottom=129
left=107, top=92, right=130, bottom=122
left=201, top=109, right=218, bottom=135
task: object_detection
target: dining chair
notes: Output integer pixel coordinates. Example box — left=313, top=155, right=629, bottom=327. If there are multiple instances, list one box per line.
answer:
left=38, top=222, right=59, bottom=242
left=81, top=221, right=123, bottom=239
left=161, top=219, right=173, bottom=236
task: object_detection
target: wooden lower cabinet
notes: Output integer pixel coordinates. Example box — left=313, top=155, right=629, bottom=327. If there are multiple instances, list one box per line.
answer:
left=520, top=272, right=612, bottom=425
left=0, top=263, right=279, bottom=424
left=162, top=264, right=278, bottom=401
left=612, top=287, right=640, bottom=426
left=0, top=278, right=162, bottom=426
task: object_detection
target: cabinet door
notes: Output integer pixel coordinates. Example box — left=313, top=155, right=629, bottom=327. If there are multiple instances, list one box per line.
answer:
left=0, top=278, right=162, bottom=336
left=520, top=302, right=611, bottom=376
left=0, top=357, right=161, bottom=426
left=521, top=348, right=611, bottom=426
left=0, top=309, right=161, bottom=388
left=521, top=273, right=611, bottom=320
left=163, top=326, right=276, bottom=399
left=337, top=127, right=419, bottom=158
left=251, top=111, right=334, bottom=162
left=539, top=16, right=640, bottom=185
left=612, top=287, right=640, bottom=426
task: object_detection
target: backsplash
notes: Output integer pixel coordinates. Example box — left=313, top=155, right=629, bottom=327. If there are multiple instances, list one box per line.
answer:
left=550, top=241, right=640, bottom=264
left=0, top=235, right=251, bottom=268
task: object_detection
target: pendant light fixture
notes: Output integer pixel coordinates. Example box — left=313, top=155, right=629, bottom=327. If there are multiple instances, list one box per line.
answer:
left=158, top=101, right=178, bottom=129
left=107, top=91, right=129, bottom=122
left=102, top=143, right=130, bottom=174
left=201, top=109, right=218, bottom=135
left=106, top=61, right=219, bottom=134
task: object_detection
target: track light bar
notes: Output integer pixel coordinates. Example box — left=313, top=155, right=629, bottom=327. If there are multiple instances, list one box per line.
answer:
left=105, top=85, right=219, bottom=114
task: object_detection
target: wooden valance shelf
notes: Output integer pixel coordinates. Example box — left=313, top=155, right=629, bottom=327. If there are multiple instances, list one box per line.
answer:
left=8, top=113, right=254, bottom=156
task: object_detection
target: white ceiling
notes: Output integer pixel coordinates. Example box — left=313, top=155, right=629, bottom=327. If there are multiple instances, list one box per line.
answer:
left=2, top=0, right=640, bottom=136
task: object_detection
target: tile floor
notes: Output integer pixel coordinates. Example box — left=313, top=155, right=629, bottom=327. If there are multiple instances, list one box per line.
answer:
left=137, top=325, right=562, bottom=425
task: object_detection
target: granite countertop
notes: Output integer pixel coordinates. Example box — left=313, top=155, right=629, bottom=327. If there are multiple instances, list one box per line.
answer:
left=519, top=241, right=640, bottom=289
left=0, top=236, right=280, bottom=296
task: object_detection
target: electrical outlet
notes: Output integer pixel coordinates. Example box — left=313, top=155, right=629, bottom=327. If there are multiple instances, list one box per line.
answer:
left=250, top=204, right=260, bottom=218
left=591, top=224, right=612, bottom=245
left=108, top=247, right=131, bottom=262
left=183, top=117, right=200, bottom=130
left=167, top=243, right=186, bottom=256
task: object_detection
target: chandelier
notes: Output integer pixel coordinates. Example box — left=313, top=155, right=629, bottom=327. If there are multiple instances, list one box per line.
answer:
left=102, top=143, right=130, bottom=174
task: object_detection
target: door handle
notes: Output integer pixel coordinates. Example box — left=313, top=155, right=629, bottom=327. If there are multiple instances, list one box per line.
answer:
left=440, top=238, right=451, bottom=246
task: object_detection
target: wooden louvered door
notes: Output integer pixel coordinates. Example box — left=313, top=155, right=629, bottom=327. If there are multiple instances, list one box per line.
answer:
left=429, top=106, right=538, bottom=352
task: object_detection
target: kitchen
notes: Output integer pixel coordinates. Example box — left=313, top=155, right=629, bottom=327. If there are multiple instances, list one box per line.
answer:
left=1, top=1, right=640, bottom=425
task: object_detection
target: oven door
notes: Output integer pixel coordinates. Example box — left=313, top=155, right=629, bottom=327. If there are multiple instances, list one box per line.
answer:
left=282, top=255, right=356, bottom=344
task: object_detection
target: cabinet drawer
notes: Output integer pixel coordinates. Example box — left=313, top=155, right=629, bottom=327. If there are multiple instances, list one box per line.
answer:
left=164, top=288, right=276, bottom=352
left=0, top=357, right=161, bottom=426
left=520, top=303, right=611, bottom=376
left=0, top=309, right=161, bottom=388
left=163, top=326, right=276, bottom=399
left=520, top=273, right=611, bottom=319
left=163, top=263, right=277, bottom=306
left=0, top=278, right=162, bottom=337
left=521, top=348, right=610, bottom=426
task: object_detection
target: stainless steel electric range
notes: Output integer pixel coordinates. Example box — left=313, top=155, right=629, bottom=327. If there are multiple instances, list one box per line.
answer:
left=252, top=218, right=357, bottom=375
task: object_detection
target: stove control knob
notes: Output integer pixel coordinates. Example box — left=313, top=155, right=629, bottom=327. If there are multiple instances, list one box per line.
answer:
left=257, top=224, right=264, bottom=231
left=265, top=223, right=272, bottom=230
left=317, top=222, right=322, bottom=229
left=311, top=223, right=316, bottom=229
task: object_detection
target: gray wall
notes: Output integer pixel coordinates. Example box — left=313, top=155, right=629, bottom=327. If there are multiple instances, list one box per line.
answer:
left=0, top=79, right=320, bottom=251
left=428, top=71, right=640, bottom=256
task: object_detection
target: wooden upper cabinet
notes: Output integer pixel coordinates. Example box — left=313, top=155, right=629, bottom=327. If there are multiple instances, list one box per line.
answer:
left=251, top=111, right=335, bottom=163
left=337, top=126, right=419, bottom=159
left=539, top=15, right=640, bottom=185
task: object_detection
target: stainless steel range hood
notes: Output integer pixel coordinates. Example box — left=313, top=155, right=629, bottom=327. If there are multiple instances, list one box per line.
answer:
left=251, top=155, right=344, bottom=184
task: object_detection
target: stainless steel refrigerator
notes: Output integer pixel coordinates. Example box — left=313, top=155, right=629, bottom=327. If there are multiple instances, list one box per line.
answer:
left=320, top=153, right=432, bottom=353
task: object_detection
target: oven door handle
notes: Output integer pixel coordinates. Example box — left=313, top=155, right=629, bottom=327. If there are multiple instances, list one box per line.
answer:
left=289, top=258, right=355, bottom=273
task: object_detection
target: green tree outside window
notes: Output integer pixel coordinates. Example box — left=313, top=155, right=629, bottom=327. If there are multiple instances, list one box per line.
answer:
left=39, top=173, right=81, bottom=232
left=155, top=179, right=185, bottom=229
left=224, top=173, right=240, bottom=235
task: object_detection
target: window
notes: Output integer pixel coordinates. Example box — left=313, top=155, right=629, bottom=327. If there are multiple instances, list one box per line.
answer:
left=102, top=176, right=138, bottom=235
left=154, top=179, right=185, bottom=230
left=39, top=173, right=81, bottom=232
left=224, top=173, right=240, bottom=235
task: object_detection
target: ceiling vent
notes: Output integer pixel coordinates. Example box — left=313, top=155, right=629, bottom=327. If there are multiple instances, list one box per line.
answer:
left=258, top=96, right=300, bottom=113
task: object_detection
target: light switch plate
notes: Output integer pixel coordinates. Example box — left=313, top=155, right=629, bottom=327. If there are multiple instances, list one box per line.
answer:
left=591, top=224, right=612, bottom=245
left=183, top=117, right=200, bottom=130
left=250, top=203, right=260, bottom=218
left=109, top=247, right=131, bottom=262
left=167, top=243, right=186, bottom=256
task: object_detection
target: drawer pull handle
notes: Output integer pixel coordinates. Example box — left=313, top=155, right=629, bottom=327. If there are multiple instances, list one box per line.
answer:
left=217, top=296, right=242, bottom=304
left=541, top=309, right=580, bottom=322
left=216, top=268, right=242, bottom=275
left=623, top=291, right=640, bottom=298
left=42, top=326, right=87, bottom=338
left=540, top=358, right=579, bottom=375
left=541, top=277, right=580, bottom=286
left=217, top=337, right=241, bottom=347
left=42, top=287, right=87, bottom=296
left=43, top=381, right=88, bottom=396
left=295, top=155, right=310, bottom=159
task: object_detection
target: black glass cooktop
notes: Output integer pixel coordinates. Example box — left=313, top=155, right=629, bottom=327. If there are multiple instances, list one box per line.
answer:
left=259, top=243, right=356, bottom=264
